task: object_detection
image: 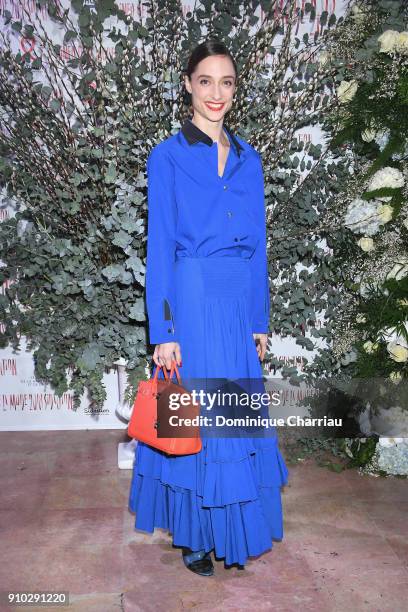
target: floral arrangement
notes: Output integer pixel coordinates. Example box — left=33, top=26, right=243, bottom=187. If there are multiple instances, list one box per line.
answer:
left=314, top=0, right=408, bottom=475
left=337, top=44, right=408, bottom=385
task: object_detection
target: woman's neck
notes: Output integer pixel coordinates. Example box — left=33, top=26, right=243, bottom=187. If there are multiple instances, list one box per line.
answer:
left=189, top=115, right=229, bottom=147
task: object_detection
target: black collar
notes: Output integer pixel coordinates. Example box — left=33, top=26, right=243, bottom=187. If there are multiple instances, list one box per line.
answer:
left=181, top=117, right=243, bottom=157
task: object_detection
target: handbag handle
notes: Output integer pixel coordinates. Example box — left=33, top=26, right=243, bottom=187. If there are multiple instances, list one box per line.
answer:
left=169, top=360, right=182, bottom=384
left=152, top=364, right=169, bottom=381
left=152, top=361, right=182, bottom=384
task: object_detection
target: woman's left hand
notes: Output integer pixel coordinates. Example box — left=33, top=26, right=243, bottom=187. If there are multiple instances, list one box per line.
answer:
left=253, top=333, right=268, bottom=361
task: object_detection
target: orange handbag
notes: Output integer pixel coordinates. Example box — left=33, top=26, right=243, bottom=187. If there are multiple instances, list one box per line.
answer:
left=127, top=360, right=202, bottom=455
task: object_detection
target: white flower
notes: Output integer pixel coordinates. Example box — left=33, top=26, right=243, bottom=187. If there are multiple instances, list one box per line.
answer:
left=337, top=79, right=358, bottom=103
left=344, top=198, right=381, bottom=236
left=351, top=3, right=365, bottom=24
left=389, top=371, right=403, bottom=385
left=377, top=204, right=393, bottom=224
left=356, top=314, right=367, bottom=323
left=368, top=167, right=405, bottom=189
left=396, top=31, right=408, bottom=54
left=371, top=407, right=408, bottom=451
left=386, top=256, right=408, bottom=281
left=379, top=322, right=408, bottom=348
left=373, top=128, right=390, bottom=151
left=378, top=435, right=405, bottom=447
left=378, top=437, right=394, bottom=447
left=397, top=298, right=408, bottom=307
left=376, top=441, right=408, bottom=475
left=359, top=124, right=390, bottom=148
left=387, top=342, right=408, bottom=362
left=357, top=236, right=375, bottom=252
left=378, top=30, right=400, bottom=54
left=361, top=128, right=377, bottom=142
left=367, top=167, right=405, bottom=201
left=363, top=341, right=379, bottom=353
left=403, top=218, right=408, bottom=230
left=379, top=407, right=408, bottom=431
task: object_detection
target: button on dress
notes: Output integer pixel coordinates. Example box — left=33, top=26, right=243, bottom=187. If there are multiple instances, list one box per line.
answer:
left=128, top=117, right=289, bottom=566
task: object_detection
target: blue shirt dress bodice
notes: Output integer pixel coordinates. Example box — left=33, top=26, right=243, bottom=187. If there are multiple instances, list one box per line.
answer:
left=145, top=117, right=270, bottom=345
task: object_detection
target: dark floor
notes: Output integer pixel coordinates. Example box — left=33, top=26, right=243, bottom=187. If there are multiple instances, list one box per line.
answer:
left=0, top=429, right=407, bottom=611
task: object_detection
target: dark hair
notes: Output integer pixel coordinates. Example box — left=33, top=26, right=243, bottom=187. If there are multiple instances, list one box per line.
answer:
left=182, top=39, right=238, bottom=107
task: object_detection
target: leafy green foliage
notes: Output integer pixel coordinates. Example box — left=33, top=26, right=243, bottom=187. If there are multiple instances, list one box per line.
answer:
left=0, top=0, right=349, bottom=408
left=3, top=0, right=403, bottom=412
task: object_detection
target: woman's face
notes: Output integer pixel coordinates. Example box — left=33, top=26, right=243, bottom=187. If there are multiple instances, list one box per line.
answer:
left=184, top=54, right=236, bottom=122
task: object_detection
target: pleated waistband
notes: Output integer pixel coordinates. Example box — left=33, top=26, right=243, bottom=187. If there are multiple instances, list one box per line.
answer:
left=174, top=256, right=251, bottom=297
left=175, top=255, right=250, bottom=265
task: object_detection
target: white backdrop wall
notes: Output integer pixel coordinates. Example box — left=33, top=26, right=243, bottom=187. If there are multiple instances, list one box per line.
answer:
left=0, top=0, right=347, bottom=430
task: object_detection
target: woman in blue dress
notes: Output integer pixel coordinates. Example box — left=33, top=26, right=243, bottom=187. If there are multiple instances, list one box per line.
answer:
left=129, top=40, right=289, bottom=576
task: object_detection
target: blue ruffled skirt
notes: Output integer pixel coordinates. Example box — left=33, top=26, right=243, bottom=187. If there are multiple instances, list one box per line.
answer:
left=128, top=256, right=289, bottom=566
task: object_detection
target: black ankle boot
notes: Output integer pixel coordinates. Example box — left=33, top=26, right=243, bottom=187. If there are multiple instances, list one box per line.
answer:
left=182, top=547, right=214, bottom=576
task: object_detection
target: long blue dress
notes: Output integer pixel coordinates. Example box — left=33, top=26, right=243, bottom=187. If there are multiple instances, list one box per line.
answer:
left=128, top=117, right=289, bottom=566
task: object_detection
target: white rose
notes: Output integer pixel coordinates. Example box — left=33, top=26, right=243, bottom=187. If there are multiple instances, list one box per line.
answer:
left=357, top=237, right=374, bottom=252
left=367, top=167, right=405, bottom=201
left=337, top=79, right=358, bottom=103
left=377, top=204, right=393, bottom=224
left=387, top=342, right=408, bottom=363
left=396, top=31, right=408, bottom=54
left=386, top=256, right=408, bottom=281
left=378, top=30, right=399, bottom=53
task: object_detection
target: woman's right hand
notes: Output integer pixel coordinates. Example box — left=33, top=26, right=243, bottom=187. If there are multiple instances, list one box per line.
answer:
left=153, top=342, right=182, bottom=370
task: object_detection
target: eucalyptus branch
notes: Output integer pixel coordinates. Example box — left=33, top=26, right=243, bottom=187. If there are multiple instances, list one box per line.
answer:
left=16, top=3, right=93, bottom=131
left=0, top=57, right=80, bottom=185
